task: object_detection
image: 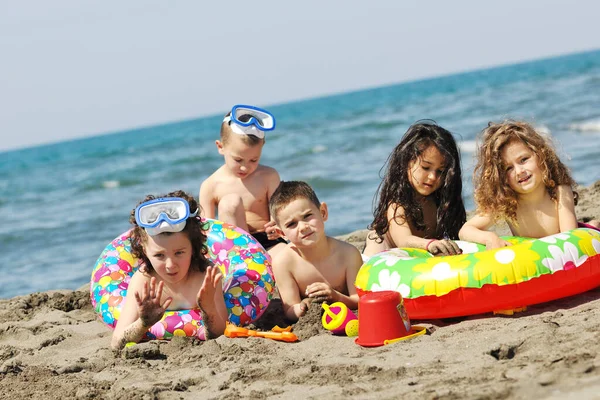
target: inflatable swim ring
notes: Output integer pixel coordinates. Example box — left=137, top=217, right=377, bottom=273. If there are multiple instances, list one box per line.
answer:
left=90, top=219, right=275, bottom=340
left=355, top=228, right=600, bottom=319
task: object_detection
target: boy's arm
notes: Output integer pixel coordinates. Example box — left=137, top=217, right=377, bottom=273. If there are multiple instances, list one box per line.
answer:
left=271, top=250, right=307, bottom=321
left=264, top=168, right=283, bottom=237
left=199, top=178, right=217, bottom=219
left=341, top=245, right=361, bottom=309
left=265, top=168, right=281, bottom=200
left=459, top=213, right=510, bottom=249
left=556, top=185, right=578, bottom=232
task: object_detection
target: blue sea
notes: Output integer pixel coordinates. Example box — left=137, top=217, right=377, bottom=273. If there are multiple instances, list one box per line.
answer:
left=2, top=50, right=600, bottom=299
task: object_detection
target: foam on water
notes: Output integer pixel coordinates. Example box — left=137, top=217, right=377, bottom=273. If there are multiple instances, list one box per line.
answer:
left=102, top=180, right=120, bottom=189
left=569, top=119, right=600, bottom=132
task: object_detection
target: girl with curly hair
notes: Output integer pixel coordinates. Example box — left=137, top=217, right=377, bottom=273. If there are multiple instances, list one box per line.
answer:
left=111, top=190, right=228, bottom=349
left=363, top=122, right=466, bottom=257
left=459, top=121, right=600, bottom=249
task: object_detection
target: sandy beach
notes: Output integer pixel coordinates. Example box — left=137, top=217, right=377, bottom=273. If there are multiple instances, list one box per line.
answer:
left=1, top=182, right=600, bottom=400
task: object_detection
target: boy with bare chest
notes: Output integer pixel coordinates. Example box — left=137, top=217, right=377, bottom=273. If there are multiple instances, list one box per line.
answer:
left=199, top=105, right=286, bottom=255
left=269, top=181, right=362, bottom=321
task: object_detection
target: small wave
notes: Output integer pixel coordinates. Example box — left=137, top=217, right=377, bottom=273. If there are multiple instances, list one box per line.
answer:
left=0, top=232, right=25, bottom=245
left=535, top=124, right=551, bottom=135
left=303, top=176, right=353, bottom=190
left=339, top=119, right=404, bottom=133
left=568, top=119, right=600, bottom=132
left=459, top=140, right=477, bottom=153
left=103, top=180, right=120, bottom=189
left=312, top=145, right=327, bottom=153
left=80, top=178, right=143, bottom=193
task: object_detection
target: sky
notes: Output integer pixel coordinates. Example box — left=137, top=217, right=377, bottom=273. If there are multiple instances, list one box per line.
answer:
left=1, top=1, right=599, bottom=152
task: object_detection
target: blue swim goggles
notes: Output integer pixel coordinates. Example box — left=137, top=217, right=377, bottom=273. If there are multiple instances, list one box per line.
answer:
left=223, top=104, right=276, bottom=139
left=135, top=197, right=198, bottom=236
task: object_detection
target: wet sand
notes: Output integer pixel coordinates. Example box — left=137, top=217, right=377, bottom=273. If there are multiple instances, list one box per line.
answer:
left=1, top=182, right=599, bottom=399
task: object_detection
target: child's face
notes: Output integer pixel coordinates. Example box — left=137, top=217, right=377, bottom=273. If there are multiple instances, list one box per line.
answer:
left=501, top=139, right=543, bottom=195
left=407, top=145, right=446, bottom=197
left=217, top=135, right=263, bottom=179
left=276, top=198, right=328, bottom=247
left=143, top=232, right=193, bottom=284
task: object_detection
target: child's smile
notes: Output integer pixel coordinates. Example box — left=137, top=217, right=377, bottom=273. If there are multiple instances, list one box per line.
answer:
left=501, top=139, right=543, bottom=195
left=518, top=174, right=532, bottom=184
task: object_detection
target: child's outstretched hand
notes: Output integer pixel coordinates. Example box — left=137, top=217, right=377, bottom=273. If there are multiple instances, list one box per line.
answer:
left=484, top=235, right=512, bottom=250
left=135, top=277, right=173, bottom=327
left=264, top=220, right=283, bottom=241
left=305, top=282, right=337, bottom=303
left=427, top=239, right=462, bottom=256
left=196, top=266, right=224, bottom=312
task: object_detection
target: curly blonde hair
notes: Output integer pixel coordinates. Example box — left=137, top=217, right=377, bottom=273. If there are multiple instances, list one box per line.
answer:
left=473, top=121, right=578, bottom=223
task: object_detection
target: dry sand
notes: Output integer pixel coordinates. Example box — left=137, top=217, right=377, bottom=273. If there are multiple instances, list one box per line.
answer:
left=1, top=182, right=600, bottom=400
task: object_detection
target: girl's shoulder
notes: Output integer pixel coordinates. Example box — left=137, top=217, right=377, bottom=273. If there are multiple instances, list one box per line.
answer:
left=127, top=268, right=153, bottom=289
left=386, top=202, right=407, bottom=216
left=556, top=184, right=575, bottom=198
left=129, top=267, right=158, bottom=287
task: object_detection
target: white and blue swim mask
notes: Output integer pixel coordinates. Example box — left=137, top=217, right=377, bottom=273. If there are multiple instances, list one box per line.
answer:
left=223, top=104, right=276, bottom=139
left=135, top=197, right=198, bottom=236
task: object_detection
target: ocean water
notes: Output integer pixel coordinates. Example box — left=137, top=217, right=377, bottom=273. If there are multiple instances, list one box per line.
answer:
left=2, top=50, right=600, bottom=299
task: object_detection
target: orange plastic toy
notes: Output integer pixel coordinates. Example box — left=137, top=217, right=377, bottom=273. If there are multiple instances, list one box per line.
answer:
left=224, top=323, right=298, bottom=342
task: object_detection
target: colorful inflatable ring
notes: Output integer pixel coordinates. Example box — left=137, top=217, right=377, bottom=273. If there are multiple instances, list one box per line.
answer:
left=355, top=228, right=600, bottom=319
left=90, top=219, right=275, bottom=340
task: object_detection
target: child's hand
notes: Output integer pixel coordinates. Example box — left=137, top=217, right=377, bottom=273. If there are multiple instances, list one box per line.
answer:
left=305, top=282, right=337, bottom=303
left=294, top=298, right=312, bottom=318
left=196, top=266, right=224, bottom=313
left=484, top=236, right=512, bottom=250
left=135, top=277, right=173, bottom=327
left=264, top=220, right=283, bottom=241
left=427, top=239, right=462, bottom=256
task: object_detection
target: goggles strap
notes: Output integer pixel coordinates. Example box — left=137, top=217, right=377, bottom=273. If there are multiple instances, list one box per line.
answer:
left=223, top=117, right=266, bottom=139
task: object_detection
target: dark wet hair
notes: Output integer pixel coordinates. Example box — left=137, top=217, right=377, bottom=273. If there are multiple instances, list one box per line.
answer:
left=129, top=190, right=210, bottom=273
left=269, top=181, right=321, bottom=223
left=369, top=122, right=466, bottom=240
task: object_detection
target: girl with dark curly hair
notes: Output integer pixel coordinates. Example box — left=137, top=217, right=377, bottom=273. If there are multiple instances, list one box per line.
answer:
left=459, top=121, right=600, bottom=249
left=364, top=122, right=466, bottom=257
left=111, top=190, right=228, bottom=349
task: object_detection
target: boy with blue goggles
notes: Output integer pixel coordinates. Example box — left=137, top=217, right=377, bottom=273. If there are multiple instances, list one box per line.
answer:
left=135, top=197, right=198, bottom=236
left=199, top=104, right=287, bottom=256
left=222, top=104, right=276, bottom=140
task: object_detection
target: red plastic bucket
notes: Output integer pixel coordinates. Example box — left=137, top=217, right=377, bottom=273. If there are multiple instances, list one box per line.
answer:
left=355, top=290, right=413, bottom=347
